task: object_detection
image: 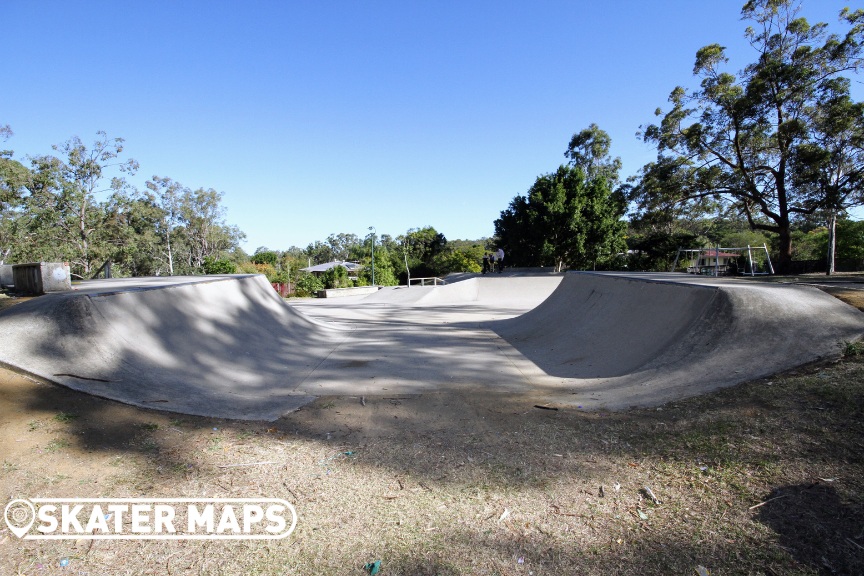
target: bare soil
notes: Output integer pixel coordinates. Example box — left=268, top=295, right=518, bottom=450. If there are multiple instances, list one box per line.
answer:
left=0, top=283, right=862, bottom=574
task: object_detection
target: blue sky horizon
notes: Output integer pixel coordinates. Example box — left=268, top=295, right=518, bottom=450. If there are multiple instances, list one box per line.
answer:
left=4, top=1, right=860, bottom=252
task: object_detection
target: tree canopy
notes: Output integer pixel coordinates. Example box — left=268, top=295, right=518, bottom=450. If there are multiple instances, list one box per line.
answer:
left=495, top=136, right=627, bottom=273
left=633, top=0, right=864, bottom=271
left=0, top=130, right=244, bottom=277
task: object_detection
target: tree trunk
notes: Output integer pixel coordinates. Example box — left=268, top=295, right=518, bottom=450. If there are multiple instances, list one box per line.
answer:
left=775, top=224, right=793, bottom=275
left=827, top=211, right=837, bottom=276
left=166, top=227, right=174, bottom=276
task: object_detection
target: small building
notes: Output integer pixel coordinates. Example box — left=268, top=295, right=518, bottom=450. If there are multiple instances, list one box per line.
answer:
left=692, top=251, right=739, bottom=272
left=673, top=245, right=775, bottom=276
left=301, top=261, right=363, bottom=280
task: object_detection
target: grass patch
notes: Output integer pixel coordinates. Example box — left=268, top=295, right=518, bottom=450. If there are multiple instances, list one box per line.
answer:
left=842, top=339, right=864, bottom=357
left=43, top=438, right=70, bottom=453
left=53, top=411, right=79, bottom=423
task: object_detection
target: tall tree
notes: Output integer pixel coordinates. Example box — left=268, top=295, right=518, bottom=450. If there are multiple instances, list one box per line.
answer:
left=178, top=187, right=244, bottom=269
left=0, top=125, right=29, bottom=263
left=565, top=123, right=623, bottom=186
left=25, top=132, right=138, bottom=275
left=102, top=188, right=165, bottom=276
left=146, top=176, right=186, bottom=275
left=495, top=165, right=626, bottom=272
left=637, top=0, right=864, bottom=271
left=326, top=232, right=361, bottom=261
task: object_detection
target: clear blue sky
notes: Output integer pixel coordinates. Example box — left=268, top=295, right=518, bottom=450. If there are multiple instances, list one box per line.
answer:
left=3, top=1, right=859, bottom=252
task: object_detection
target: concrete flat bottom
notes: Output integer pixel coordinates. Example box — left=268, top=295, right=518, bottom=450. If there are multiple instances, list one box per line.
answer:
left=0, top=272, right=861, bottom=420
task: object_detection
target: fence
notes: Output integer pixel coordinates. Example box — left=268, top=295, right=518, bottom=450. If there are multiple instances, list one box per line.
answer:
left=786, top=259, right=864, bottom=275
left=271, top=282, right=293, bottom=297
left=408, top=277, right=447, bottom=286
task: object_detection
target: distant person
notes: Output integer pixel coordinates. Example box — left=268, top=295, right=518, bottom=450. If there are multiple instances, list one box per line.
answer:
left=489, top=253, right=496, bottom=273
left=496, top=248, right=505, bottom=273
left=482, top=253, right=490, bottom=274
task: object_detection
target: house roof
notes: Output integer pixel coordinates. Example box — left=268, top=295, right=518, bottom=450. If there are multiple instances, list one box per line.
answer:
left=698, top=252, right=740, bottom=258
left=301, top=261, right=363, bottom=273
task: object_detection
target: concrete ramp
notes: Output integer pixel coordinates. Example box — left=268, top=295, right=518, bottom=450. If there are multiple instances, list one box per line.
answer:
left=1, top=271, right=862, bottom=420
left=489, top=273, right=864, bottom=407
left=0, top=275, right=349, bottom=420
left=359, top=275, right=562, bottom=308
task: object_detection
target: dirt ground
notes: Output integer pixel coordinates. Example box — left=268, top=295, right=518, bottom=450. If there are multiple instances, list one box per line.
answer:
left=1, top=282, right=863, bottom=574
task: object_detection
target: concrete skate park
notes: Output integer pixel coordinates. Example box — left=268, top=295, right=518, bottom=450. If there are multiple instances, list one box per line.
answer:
left=0, top=271, right=862, bottom=421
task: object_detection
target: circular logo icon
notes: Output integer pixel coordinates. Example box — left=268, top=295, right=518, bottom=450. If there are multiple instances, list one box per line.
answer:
left=4, top=499, right=36, bottom=538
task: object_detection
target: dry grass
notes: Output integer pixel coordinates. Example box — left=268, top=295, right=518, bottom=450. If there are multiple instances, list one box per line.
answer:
left=1, top=354, right=863, bottom=575
left=1, top=279, right=863, bottom=574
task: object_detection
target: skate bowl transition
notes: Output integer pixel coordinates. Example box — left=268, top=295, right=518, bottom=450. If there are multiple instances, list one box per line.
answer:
left=0, top=272, right=861, bottom=420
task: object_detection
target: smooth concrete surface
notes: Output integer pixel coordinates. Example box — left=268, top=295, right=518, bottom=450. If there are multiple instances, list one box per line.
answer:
left=0, top=272, right=861, bottom=421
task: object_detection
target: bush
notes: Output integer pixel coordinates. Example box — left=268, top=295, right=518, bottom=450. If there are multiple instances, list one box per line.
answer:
left=322, top=265, right=351, bottom=289
left=236, top=262, right=259, bottom=274
left=251, top=251, right=279, bottom=266
left=203, top=257, right=237, bottom=274
left=295, top=273, right=324, bottom=297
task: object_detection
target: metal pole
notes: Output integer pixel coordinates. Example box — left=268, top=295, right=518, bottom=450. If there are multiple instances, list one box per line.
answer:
left=671, top=247, right=681, bottom=273
left=715, top=245, right=719, bottom=277
left=827, top=210, right=837, bottom=276
left=764, top=244, right=775, bottom=275
left=368, top=226, right=376, bottom=286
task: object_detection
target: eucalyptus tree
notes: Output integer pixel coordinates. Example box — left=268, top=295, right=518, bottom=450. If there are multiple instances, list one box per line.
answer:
left=636, top=0, right=864, bottom=271
left=0, top=125, right=29, bottom=263
left=565, top=123, right=623, bottom=187
left=146, top=176, right=186, bottom=275
left=177, top=187, right=245, bottom=270
left=24, top=132, right=138, bottom=275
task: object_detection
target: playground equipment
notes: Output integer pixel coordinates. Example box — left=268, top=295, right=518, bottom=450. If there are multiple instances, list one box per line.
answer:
left=671, top=245, right=775, bottom=276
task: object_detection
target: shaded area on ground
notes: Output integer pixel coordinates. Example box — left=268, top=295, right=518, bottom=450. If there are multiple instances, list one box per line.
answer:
left=756, top=483, right=864, bottom=575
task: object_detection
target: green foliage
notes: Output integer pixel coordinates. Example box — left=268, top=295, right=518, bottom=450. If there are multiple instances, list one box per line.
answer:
left=322, top=265, right=351, bottom=289
left=431, top=249, right=482, bottom=274
left=792, top=218, right=864, bottom=261
left=791, top=228, right=828, bottom=260
left=251, top=250, right=278, bottom=266
left=0, top=130, right=245, bottom=277
left=495, top=160, right=627, bottom=272
left=636, top=0, right=864, bottom=271
left=203, top=256, right=236, bottom=274
left=252, top=262, right=277, bottom=280
left=358, top=247, right=398, bottom=286
left=626, top=230, right=699, bottom=272
left=842, top=340, right=864, bottom=357
left=17, top=132, right=139, bottom=276
left=402, top=227, right=447, bottom=266
left=304, top=240, right=335, bottom=264
left=295, top=273, right=324, bottom=297
left=565, top=123, right=623, bottom=187
left=236, top=261, right=259, bottom=274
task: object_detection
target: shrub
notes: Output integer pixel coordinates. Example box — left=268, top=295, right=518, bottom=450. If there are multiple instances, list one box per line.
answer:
left=251, top=251, right=279, bottom=266
left=203, top=257, right=237, bottom=274
left=295, top=273, right=324, bottom=297
left=322, top=265, right=351, bottom=289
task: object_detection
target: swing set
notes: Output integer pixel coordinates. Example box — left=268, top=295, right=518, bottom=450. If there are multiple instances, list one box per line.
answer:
left=671, top=244, right=775, bottom=276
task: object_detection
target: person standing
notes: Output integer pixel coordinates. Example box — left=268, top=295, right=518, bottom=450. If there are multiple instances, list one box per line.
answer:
left=482, top=253, right=489, bottom=274
left=496, top=248, right=505, bottom=273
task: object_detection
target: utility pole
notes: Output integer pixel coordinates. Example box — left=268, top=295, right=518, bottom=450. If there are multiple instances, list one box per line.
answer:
left=368, top=226, right=376, bottom=285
